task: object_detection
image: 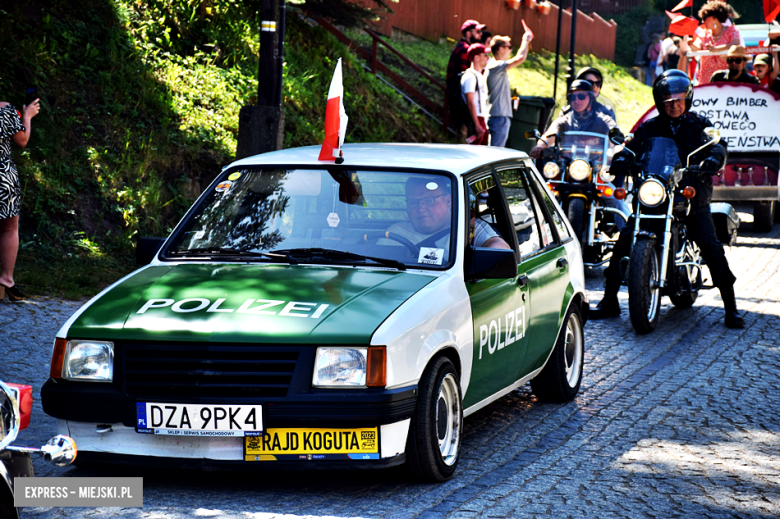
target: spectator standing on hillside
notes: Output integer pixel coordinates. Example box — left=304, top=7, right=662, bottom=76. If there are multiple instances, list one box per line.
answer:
left=647, top=34, right=662, bottom=85
left=656, top=32, right=676, bottom=75
left=447, top=20, right=486, bottom=138
left=462, top=44, right=490, bottom=146
left=486, top=30, right=533, bottom=147
left=678, top=0, right=740, bottom=85
left=709, top=45, right=760, bottom=85
left=663, top=37, right=682, bottom=72
left=0, top=95, right=40, bottom=302
left=751, top=52, right=780, bottom=92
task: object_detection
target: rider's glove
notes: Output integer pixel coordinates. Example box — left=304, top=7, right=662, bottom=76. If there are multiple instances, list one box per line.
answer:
left=610, top=151, right=633, bottom=178
left=699, top=156, right=722, bottom=174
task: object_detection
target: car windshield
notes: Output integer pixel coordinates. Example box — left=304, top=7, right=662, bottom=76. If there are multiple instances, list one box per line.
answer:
left=165, top=168, right=456, bottom=269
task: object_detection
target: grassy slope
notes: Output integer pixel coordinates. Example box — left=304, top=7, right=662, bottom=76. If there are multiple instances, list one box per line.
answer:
left=1, top=1, right=448, bottom=298
left=346, top=30, right=654, bottom=130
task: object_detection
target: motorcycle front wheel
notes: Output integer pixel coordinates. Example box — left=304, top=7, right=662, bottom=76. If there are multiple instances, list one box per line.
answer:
left=628, top=238, right=662, bottom=334
left=567, top=197, right=587, bottom=244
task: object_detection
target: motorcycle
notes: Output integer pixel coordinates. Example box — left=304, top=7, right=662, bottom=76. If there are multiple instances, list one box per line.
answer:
left=526, top=128, right=630, bottom=267
left=608, top=127, right=737, bottom=334
left=1, top=379, right=76, bottom=519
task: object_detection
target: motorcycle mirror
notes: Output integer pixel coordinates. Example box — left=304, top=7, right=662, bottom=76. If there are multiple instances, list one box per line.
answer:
left=524, top=130, right=542, bottom=140
left=608, top=128, right=625, bottom=145
left=687, top=127, right=721, bottom=167
left=0, top=380, right=21, bottom=450
left=704, top=127, right=721, bottom=144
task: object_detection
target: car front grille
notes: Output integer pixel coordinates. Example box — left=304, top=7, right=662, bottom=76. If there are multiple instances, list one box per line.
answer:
left=122, top=343, right=300, bottom=400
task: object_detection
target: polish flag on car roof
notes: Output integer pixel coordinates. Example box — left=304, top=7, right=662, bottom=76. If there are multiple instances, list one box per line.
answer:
left=318, top=58, right=349, bottom=162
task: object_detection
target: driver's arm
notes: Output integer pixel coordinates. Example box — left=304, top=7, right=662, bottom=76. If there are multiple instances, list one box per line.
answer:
left=481, top=236, right=511, bottom=250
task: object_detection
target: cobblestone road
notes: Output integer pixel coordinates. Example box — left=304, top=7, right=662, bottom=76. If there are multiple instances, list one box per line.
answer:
left=2, top=220, right=778, bottom=519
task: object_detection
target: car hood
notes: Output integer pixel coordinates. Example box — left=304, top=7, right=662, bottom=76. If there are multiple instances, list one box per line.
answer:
left=66, top=264, right=435, bottom=344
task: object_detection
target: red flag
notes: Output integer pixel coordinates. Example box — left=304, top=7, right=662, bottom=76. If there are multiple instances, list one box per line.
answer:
left=671, top=0, right=693, bottom=12
left=765, top=0, right=780, bottom=22
left=666, top=10, right=699, bottom=37
left=318, top=58, right=349, bottom=162
left=521, top=19, right=534, bottom=40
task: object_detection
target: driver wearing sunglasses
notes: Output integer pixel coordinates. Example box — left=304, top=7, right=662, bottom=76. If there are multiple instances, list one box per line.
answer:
left=529, top=79, right=616, bottom=159
left=709, top=45, right=760, bottom=85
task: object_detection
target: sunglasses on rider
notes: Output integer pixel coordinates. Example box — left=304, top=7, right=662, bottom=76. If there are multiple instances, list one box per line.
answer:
left=726, top=57, right=744, bottom=64
left=568, top=93, right=589, bottom=102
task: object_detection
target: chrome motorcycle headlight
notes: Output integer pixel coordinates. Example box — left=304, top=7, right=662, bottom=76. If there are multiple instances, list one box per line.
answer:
left=568, top=160, right=591, bottom=181
left=638, top=179, right=666, bottom=207
left=543, top=162, right=560, bottom=179
left=598, top=165, right=615, bottom=183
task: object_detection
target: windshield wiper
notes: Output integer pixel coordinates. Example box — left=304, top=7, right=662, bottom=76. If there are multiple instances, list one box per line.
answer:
left=271, top=248, right=406, bottom=271
left=169, top=247, right=297, bottom=263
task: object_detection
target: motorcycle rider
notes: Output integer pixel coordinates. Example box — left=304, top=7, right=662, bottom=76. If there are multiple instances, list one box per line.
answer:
left=590, top=69, right=745, bottom=328
left=530, top=80, right=616, bottom=158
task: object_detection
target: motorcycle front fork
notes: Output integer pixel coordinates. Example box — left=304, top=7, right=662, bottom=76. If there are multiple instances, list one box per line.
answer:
left=629, top=203, right=702, bottom=290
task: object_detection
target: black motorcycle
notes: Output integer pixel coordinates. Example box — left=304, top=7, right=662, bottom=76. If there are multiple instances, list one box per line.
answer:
left=526, top=128, right=630, bottom=268
left=609, top=127, right=737, bottom=334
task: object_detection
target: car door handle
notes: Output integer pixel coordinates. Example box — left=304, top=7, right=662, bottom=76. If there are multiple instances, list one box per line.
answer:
left=517, top=275, right=529, bottom=287
left=556, top=258, right=568, bottom=269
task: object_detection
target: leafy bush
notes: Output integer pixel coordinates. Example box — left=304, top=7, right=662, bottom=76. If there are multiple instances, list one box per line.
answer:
left=0, top=0, right=447, bottom=297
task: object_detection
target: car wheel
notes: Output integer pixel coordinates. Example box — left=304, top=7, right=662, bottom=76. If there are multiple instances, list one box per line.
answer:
left=530, top=305, right=584, bottom=402
left=406, top=356, right=462, bottom=482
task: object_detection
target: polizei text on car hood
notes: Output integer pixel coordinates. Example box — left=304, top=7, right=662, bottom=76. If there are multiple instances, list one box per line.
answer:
left=65, top=264, right=435, bottom=344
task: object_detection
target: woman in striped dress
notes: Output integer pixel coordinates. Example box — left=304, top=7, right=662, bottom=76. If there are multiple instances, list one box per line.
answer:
left=0, top=94, right=39, bottom=301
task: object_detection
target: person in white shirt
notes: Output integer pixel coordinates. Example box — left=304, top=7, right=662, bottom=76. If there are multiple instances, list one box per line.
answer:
left=461, top=44, right=490, bottom=145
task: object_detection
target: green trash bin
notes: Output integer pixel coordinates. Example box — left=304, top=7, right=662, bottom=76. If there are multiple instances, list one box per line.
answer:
left=506, top=96, right=555, bottom=153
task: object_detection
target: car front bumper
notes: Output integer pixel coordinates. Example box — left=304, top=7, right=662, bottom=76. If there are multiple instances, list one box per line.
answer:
left=58, top=418, right=411, bottom=463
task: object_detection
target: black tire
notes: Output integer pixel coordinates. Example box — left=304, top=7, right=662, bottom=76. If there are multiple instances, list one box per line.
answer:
left=753, top=201, right=775, bottom=232
left=406, top=356, right=462, bottom=482
left=531, top=305, right=585, bottom=402
left=567, top=197, right=587, bottom=244
left=628, top=238, right=662, bottom=334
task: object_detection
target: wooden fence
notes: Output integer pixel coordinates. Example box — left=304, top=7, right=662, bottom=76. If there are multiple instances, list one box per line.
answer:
left=370, top=0, right=617, bottom=60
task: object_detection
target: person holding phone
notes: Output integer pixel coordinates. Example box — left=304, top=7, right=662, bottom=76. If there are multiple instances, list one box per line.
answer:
left=0, top=88, right=40, bottom=301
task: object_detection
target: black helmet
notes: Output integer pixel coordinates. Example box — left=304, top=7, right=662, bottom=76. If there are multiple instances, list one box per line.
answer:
left=653, top=69, right=693, bottom=115
left=575, top=67, right=603, bottom=85
left=568, top=79, right=595, bottom=94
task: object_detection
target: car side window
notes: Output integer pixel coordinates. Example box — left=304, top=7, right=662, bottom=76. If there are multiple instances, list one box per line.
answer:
left=494, top=168, right=544, bottom=257
left=467, top=174, right=515, bottom=251
left=523, top=166, right=571, bottom=242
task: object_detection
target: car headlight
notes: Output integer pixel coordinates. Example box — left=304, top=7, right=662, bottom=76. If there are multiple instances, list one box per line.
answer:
left=312, top=347, right=387, bottom=388
left=568, top=160, right=591, bottom=181
left=543, top=162, right=560, bottom=179
left=63, top=341, right=114, bottom=382
left=638, top=179, right=666, bottom=207
left=598, top=165, right=615, bottom=183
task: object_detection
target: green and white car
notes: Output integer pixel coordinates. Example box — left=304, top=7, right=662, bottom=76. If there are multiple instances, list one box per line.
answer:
left=42, top=143, right=587, bottom=481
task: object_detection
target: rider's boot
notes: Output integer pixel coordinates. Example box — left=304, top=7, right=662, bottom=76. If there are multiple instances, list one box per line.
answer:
left=589, top=278, right=621, bottom=320
left=720, top=285, right=745, bottom=329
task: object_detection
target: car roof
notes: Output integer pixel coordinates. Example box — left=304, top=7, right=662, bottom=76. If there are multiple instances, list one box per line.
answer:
left=231, top=143, right=530, bottom=177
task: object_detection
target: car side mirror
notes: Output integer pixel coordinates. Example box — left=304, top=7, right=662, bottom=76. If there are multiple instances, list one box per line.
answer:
left=466, top=247, right=518, bottom=281
left=136, top=237, right=166, bottom=265
left=525, top=130, right=542, bottom=141
left=608, top=128, right=624, bottom=146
